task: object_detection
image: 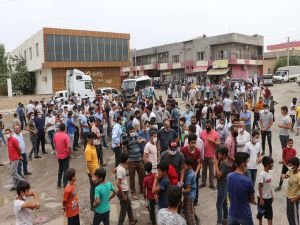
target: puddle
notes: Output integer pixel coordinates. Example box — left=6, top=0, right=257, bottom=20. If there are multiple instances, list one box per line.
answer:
left=44, top=202, right=61, bottom=208
left=0, top=196, right=9, bottom=207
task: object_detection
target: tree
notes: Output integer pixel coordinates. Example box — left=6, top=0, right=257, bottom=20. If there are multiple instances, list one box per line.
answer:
left=0, top=44, right=8, bottom=85
left=8, top=55, right=36, bottom=94
left=274, top=56, right=300, bottom=72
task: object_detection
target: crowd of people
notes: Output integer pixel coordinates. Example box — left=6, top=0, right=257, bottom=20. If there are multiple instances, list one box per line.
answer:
left=1, top=79, right=300, bottom=225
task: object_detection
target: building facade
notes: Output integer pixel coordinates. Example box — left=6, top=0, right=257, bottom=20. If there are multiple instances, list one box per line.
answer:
left=9, top=27, right=130, bottom=94
left=264, top=41, right=300, bottom=74
left=122, top=33, right=263, bottom=83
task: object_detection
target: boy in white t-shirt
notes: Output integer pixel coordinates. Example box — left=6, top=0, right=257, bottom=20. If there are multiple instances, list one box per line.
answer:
left=244, top=130, right=262, bottom=187
left=14, top=181, right=40, bottom=225
left=257, top=156, right=274, bottom=225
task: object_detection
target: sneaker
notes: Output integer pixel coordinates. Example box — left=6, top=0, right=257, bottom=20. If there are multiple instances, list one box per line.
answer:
left=275, top=186, right=281, bottom=192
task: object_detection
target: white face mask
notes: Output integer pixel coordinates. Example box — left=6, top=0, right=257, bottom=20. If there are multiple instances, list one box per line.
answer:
left=30, top=116, right=34, bottom=120
left=264, top=109, right=269, bottom=113
left=184, top=130, right=189, bottom=135
left=146, top=127, right=150, bottom=131
left=287, top=166, right=293, bottom=171
left=130, top=132, right=135, bottom=137
left=5, top=134, right=10, bottom=139
left=38, top=115, right=42, bottom=118
left=153, top=137, right=157, bottom=144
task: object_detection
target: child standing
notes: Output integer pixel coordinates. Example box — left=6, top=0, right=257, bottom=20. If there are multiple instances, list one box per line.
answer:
left=153, top=161, right=170, bottom=209
left=182, top=157, right=198, bottom=225
left=14, top=181, right=40, bottom=225
left=93, top=168, right=117, bottom=225
left=116, top=153, right=137, bottom=225
left=257, top=156, right=274, bottom=225
left=282, top=157, right=300, bottom=225
left=63, top=168, right=80, bottom=225
left=214, top=145, right=230, bottom=225
left=244, top=130, right=262, bottom=186
left=275, top=138, right=297, bottom=192
left=143, top=161, right=156, bottom=225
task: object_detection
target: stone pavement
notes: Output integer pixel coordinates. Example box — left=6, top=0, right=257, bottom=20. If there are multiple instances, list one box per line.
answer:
left=0, top=82, right=299, bottom=225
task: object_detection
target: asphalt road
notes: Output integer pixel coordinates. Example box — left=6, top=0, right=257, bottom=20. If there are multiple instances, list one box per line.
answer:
left=0, top=82, right=300, bottom=225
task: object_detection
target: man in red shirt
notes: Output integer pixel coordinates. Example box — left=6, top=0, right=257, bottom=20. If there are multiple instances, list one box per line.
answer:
left=181, top=133, right=202, bottom=205
left=200, top=120, right=220, bottom=190
left=54, top=123, right=71, bottom=188
left=5, top=129, right=25, bottom=190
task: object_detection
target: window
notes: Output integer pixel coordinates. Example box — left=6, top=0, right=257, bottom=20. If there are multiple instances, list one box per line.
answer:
left=85, top=81, right=92, bottom=89
left=29, top=47, right=32, bottom=60
left=172, top=55, right=179, bottom=63
left=35, top=43, right=39, bottom=57
left=54, top=35, right=63, bottom=61
left=24, top=50, right=27, bottom=61
left=220, top=50, right=224, bottom=59
left=62, top=35, right=71, bottom=61
left=70, top=36, right=78, bottom=61
left=91, top=37, right=98, bottom=61
left=197, top=52, right=205, bottom=60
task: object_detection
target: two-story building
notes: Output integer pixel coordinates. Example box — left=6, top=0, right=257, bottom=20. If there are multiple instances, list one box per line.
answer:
left=122, top=33, right=263, bottom=83
left=9, top=27, right=130, bottom=94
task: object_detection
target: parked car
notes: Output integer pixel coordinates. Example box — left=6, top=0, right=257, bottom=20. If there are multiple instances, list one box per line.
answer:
left=96, top=87, right=120, bottom=98
left=263, top=74, right=274, bottom=86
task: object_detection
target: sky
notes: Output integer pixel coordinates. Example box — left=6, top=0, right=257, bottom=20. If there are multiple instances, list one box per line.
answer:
left=1, top=0, right=300, bottom=52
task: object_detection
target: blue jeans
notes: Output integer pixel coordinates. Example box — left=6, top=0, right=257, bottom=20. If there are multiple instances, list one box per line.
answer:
left=247, top=169, right=257, bottom=187
left=228, top=215, right=254, bottom=225
left=216, top=185, right=228, bottom=224
left=48, top=130, right=55, bottom=150
left=0, top=130, right=6, bottom=144
left=18, top=153, right=28, bottom=175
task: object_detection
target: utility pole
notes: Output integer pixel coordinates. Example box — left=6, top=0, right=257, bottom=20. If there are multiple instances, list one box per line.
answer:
left=287, top=36, right=290, bottom=67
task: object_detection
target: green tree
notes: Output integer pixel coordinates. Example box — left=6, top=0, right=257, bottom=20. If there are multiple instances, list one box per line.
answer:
left=9, top=55, right=36, bottom=94
left=274, top=56, right=300, bottom=72
left=0, top=44, right=8, bottom=84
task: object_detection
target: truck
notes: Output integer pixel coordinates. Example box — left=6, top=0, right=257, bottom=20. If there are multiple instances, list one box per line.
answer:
left=121, top=76, right=152, bottom=101
left=273, top=66, right=300, bottom=83
left=52, top=69, right=96, bottom=103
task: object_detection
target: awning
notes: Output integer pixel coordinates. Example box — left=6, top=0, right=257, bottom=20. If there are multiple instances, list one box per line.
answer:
left=207, top=68, right=229, bottom=76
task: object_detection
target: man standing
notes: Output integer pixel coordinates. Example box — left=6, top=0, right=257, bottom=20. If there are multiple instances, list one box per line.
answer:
left=236, top=122, right=250, bottom=152
left=278, top=106, right=292, bottom=149
left=240, top=104, right=251, bottom=134
left=153, top=102, right=163, bottom=130
left=260, top=104, right=273, bottom=156
left=227, top=152, right=255, bottom=225
left=222, top=94, right=233, bottom=123
left=13, top=125, right=32, bottom=177
left=200, top=120, right=220, bottom=190
left=54, top=123, right=71, bottom=188
left=84, top=132, right=99, bottom=210
left=144, top=130, right=159, bottom=173
left=35, top=112, right=47, bottom=154
left=27, top=112, right=39, bottom=160
left=157, top=120, right=178, bottom=153
left=225, top=125, right=239, bottom=170
left=91, top=119, right=104, bottom=166
left=112, top=116, right=123, bottom=167
left=45, top=110, right=56, bottom=154
left=5, top=128, right=25, bottom=190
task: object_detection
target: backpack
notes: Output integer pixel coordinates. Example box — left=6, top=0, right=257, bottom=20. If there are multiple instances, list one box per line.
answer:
left=168, top=164, right=178, bottom=185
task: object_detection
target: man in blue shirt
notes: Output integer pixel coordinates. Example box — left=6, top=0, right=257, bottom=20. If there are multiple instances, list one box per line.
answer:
left=34, top=112, right=47, bottom=154
left=112, top=116, right=123, bottom=167
left=66, top=111, right=75, bottom=151
left=182, top=104, right=194, bottom=126
left=138, top=121, right=150, bottom=154
left=80, top=112, right=90, bottom=149
left=228, top=152, right=255, bottom=225
left=240, top=104, right=252, bottom=134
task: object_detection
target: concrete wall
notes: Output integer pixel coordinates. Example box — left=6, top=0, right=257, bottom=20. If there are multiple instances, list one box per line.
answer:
left=263, top=58, right=277, bottom=74
left=35, top=68, right=53, bottom=94
left=9, top=29, right=44, bottom=72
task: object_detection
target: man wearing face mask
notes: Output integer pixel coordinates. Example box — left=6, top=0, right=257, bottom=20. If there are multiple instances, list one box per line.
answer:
left=138, top=121, right=151, bottom=154
left=240, top=104, right=252, bottom=134
left=161, top=105, right=171, bottom=121
left=227, top=152, right=255, bottom=225
left=216, top=118, right=228, bottom=145
left=200, top=120, right=220, bottom=190
left=183, top=104, right=194, bottom=126
left=236, top=122, right=250, bottom=153
left=27, top=112, right=39, bottom=160
left=157, top=120, right=178, bottom=153
left=225, top=125, right=239, bottom=170
left=34, top=112, right=47, bottom=155
left=45, top=110, right=56, bottom=154
left=124, top=126, right=146, bottom=199
left=191, top=116, right=202, bottom=139
left=153, top=102, right=163, bottom=130
left=144, top=130, right=159, bottom=173
left=194, top=99, right=204, bottom=124
left=141, top=106, right=155, bottom=127
left=260, top=104, right=273, bottom=156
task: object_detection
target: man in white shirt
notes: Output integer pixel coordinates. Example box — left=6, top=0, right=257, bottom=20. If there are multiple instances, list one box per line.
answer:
left=141, top=106, right=156, bottom=126
left=236, top=122, right=250, bottom=152
left=45, top=110, right=56, bottom=154
left=152, top=102, right=163, bottom=129
left=26, top=101, right=35, bottom=117
left=223, top=94, right=233, bottom=123
left=167, top=85, right=172, bottom=98
left=143, top=130, right=159, bottom=173
left=132, top=110, right=141, bottom=132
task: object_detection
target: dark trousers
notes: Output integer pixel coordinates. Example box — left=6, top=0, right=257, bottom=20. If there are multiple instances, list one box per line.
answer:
left=287, top=197, right=299, bottom=225
left=113, top=146, right=121, bottom=168
left=93, top=211, right=110, bottom=225
left=95, top=144, right=103, bottom=165
left=57, top=157, right=69, bottom=188
left=146, top=199, right=156, bottom=225
left=128, top=160, right=145, bottom=194
left=82, top=132, right=89, bottom=149
left=270, top=110, right=275, bottom=122
left=48, top=130, right=55, bottom=150
left=216, top=185, right=228, bottom=224
left=279, top=135, right=289, bottom=149
left=68, top=214, right=80, bottom=225
left=37, top=134, right=46, bottom=153
left=29, top=134, right=37, bottom=158
left=224, top=111, right=231, bottom=123
left=88, top=174, right=97, bottom=210
left=19, top=116, right=26, bottom=130
left=279, top=165, right=288, bottom=187
left=18, top=153, right=28, bottom=175
left=261, top=131, right=272, bottom=155
left=118, top=192, right=134, bottom=225
left=74, top=127, right=79, bottom=149
left=202, top=157, right=215, bottom=187
left=195, top=175, right=200, bottom=205
left=291, top=115, right=296, bottom=129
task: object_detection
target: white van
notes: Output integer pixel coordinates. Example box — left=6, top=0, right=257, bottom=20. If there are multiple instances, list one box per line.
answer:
left=52, top=90, right=68, bottom=103
left=121, top=76, right=152, bottom=100
left=273, top=66, right=300, bottom=83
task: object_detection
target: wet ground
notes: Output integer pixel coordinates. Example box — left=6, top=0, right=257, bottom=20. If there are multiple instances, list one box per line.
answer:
left=0, top=83, right=300, bottom=225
